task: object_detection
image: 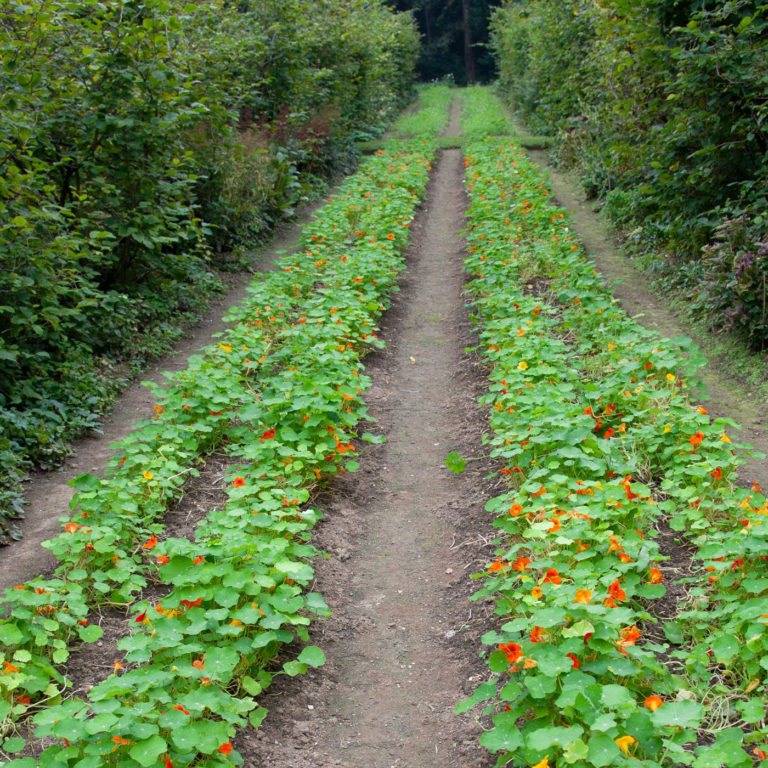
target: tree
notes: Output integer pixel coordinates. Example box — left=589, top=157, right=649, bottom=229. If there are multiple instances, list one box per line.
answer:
left=385, top=0, right=501, bottom=84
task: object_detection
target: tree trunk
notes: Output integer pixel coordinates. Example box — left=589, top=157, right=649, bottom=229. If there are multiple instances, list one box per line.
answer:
left=462, top=0, right=476, bottom=83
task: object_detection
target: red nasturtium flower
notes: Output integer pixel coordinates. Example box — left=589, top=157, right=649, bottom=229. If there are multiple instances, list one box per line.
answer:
left=164, top=758, right=174, bottom=768
left=530, top=626, right=545, bottom=643
left=566, top=653, right=579, bottom=669
left=711, top=467, right=722, bottom=480
left=753, top=747, right=768, bottom=761
left=233, top=477, right=245, bottom=488
left=218, top=743, right=233, bottom=755
left=134, top=611, right=147, bottom=624
left=644, top=695, right=664, bottom=712
left=261, top=428, right=276, bottom=440
left=499, top=642, right=523, bottom=664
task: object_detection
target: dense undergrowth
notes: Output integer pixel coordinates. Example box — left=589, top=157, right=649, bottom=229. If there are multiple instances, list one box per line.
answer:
left=0, top=0, right=418, bottom=541
left=490, top=0, right=768, bottom=353
left=0, top=135, right=435, bottom=767
left=459, top=91, right=768, bottom=768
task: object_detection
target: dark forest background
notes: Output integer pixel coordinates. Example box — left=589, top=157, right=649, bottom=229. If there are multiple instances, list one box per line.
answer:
left=385, top=0, right=501, bottom=84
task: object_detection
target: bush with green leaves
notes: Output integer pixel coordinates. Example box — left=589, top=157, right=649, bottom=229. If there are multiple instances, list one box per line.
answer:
left=0, top=0, right=419, bottom=540
left=490, top=0, right=768, bottom=350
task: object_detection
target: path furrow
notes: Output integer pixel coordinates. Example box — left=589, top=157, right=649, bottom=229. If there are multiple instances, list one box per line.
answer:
left=244, top=148, right=497, bottom=768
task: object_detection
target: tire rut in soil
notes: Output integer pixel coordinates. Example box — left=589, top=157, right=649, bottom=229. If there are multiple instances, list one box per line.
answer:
left=238, top=148, right=499, bottom=768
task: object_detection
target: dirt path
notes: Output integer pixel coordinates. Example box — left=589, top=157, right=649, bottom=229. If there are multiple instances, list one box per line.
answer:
left=528, top=151, right=768, bottom=491
left=236, top=144, right=498, bottom=767
left=0, top=213, right=318, bottom=592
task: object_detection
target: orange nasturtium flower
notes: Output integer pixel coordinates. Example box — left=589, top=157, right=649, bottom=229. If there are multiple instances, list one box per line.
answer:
left=689, top=431, right=704, bottom=447
left=233, top=477, right=245, bottom=488
left=617, top=625, right=641, bottom=652
left=509, top=503, right=523, bottom=517
left=531, top=586, right=543, bottom=599
left=549, top=517, right=561, bottom=533
left=3, top=661, right=19, bottom=674
left=143, top=536, right=157, bottom=550
left=65, top=522, right=81, bottom=533
left=512, top=556, right=532, bottom=572
left=530, top=626, right=545, bottom=643
left=573, top=589, right=592, bottom=604
left=615, top=735, right=637, bottom=756
left=156, top=555, right=170, bottom=565
left=644, top=695, right=664, bottom=712
left=608, top=580, right=626, bottom=602
left=488, top=556, right=509, bottom=572
left=649, top=568, right=664, bottom=584
left=543, top=568, right=562, bottom=585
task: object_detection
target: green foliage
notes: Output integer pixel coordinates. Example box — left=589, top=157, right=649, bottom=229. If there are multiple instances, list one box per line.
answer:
left=0, top=0, right=419, bottom=539
left=490, top=0, right=768, bottom=350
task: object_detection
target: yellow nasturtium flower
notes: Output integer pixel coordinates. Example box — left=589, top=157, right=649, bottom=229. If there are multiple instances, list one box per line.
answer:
left=615, top=735, right=637, bottom=756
